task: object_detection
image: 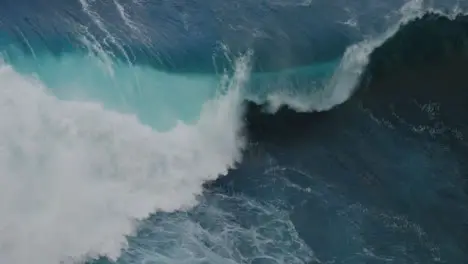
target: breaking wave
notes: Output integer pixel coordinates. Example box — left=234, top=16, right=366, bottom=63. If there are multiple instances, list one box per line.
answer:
left=0, top=0, right=467, bottom=263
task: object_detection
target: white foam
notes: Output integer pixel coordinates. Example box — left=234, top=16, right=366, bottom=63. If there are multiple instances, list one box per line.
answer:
left=115, top=190, right=316, bottom=264
left=0, top=55, right=249, bottom=264
left=113, top=0, right=141, bottom=34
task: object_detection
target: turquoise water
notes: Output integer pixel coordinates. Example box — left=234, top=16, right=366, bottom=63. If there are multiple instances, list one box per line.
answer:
left=2, top=45, right=342, bottom=128
left=2, top=49, right=219, bottom=130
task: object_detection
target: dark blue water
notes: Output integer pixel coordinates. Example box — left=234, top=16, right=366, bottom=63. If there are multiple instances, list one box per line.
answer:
left=0, top=0, right=467, bottom=264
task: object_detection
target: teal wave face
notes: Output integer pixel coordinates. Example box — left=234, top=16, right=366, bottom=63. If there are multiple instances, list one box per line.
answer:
left=3, top=48, right=220, bottom=130
left=2, top=41, right=346, bottom=126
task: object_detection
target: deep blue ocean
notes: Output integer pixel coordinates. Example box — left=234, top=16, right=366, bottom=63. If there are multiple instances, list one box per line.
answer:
left=0, top=0, right=467, bottom=263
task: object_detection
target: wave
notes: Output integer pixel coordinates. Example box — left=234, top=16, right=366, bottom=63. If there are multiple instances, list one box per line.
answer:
left=244, top=9, right=468, bottom=160
left=0, top=55, right=247, bottom=263
left=0, top=0, right=468, bottom=263
left=240, top=7, right=468, bottom=264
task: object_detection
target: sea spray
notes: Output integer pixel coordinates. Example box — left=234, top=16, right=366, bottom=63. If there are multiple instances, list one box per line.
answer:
left=0, top=54, right=250, bottom=264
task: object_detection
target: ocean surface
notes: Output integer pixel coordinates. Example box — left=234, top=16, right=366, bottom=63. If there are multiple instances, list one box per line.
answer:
left=0, top=0, right=467, bottom=263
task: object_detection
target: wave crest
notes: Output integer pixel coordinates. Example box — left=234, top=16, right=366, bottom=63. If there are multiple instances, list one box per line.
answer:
left=0, top=55, right=248, bottom=263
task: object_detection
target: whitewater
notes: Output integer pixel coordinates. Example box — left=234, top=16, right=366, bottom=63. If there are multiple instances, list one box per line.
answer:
left=0, top=0, right=467, bottom=263
left=0, top=53, right=249, bottom=263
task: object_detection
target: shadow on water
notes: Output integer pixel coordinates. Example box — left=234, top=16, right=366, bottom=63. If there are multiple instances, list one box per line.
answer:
left=211, top=13, right=468, bottom=263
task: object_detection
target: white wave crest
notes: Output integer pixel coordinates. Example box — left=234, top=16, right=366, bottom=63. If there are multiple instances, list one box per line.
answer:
left=0, top=55, right=249, bottom=264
